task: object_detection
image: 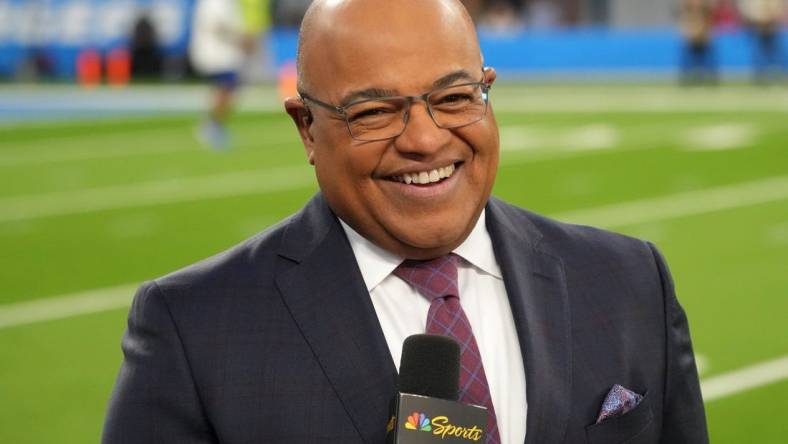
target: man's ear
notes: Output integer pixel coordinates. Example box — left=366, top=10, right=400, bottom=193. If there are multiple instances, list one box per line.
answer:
left=284, top=96, right=316, bottom=165
left=484, top=66, right=497, bottom=86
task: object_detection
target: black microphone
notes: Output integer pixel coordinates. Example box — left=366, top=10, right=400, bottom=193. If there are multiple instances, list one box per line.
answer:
left=386, top=334, right=488, bottom=443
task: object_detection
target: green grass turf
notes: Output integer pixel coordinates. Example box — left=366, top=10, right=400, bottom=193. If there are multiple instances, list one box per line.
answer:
left=0, top=86, right=786, bottom=443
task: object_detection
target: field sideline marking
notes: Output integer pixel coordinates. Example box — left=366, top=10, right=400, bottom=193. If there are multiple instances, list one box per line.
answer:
left=551, top=175, right=788, bottom=228
left=701, top=356, right=788, bottom=401
left=0, top=140, right=196, bottom=167
left=0, top=166, right=316, bottom=223
left=0, top=284, right=137, bottom=329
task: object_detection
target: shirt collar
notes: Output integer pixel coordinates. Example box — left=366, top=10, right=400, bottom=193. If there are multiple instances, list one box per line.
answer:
left=339, top=209, right=503, bottom=292
left=453, top=209, right=503, bottom=280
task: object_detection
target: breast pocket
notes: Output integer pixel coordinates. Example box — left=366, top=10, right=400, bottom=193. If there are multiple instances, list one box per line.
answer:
left=585, top=393, right=655, bottom=444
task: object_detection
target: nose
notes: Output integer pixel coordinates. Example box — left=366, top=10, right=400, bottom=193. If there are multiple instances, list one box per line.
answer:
left=392, top=100, right=451, bottom=158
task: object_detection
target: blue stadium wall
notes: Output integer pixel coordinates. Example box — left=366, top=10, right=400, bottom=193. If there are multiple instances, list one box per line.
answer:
left=0, top=0, right=194, bottom=78
left=269, top=27, right=788, bottom=79
left=0, top=0, right=786, bottom=79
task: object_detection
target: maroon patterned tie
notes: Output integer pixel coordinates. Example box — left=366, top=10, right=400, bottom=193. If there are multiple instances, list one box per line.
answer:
left=394, top=253, right=501, bottom=444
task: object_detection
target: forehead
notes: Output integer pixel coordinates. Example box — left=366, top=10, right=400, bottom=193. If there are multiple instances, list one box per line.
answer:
left=303, top=0, right=481, bottom=98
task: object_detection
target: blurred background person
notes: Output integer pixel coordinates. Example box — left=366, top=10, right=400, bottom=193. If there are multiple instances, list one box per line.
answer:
left=189, top=0, right=269, bottom=149
left=271, top=0, right=312, bottom=27
left=739, top=0, right=786, bottom=83
left=526, top=0, right=563, bottom=29
left=478, top=0, right=525, bottom=33
left=679, top=0, right=718, bottom=85
left=130, top=14, right=164, bottom=81
left=712, top=0, right=743, bottom=32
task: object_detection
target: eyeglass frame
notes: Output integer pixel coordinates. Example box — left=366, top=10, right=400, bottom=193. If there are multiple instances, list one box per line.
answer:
left=297, top=69, right=492, bottom=142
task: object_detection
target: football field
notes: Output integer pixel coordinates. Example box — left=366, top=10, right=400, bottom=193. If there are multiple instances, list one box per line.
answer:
left=1, top=84, right=787, bottom=442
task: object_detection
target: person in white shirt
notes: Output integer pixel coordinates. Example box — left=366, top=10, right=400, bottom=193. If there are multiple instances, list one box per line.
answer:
left=189, top=0, right=261, bottom=148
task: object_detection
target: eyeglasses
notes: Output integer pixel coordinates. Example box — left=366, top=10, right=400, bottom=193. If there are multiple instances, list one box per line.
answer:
left=299, top=79, right=491, bottom=142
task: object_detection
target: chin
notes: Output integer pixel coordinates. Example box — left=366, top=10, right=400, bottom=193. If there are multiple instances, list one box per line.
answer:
left=396, top=227, right=466, bottom=256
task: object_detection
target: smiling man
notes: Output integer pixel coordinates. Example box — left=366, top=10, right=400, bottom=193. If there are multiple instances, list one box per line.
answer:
left=285, top=0, right=499, bottom=262
left=103, top=1, right=708, bottom=443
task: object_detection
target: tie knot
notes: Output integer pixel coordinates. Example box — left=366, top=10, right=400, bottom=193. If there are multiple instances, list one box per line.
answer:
left=393, top=253, right=461, bottom=302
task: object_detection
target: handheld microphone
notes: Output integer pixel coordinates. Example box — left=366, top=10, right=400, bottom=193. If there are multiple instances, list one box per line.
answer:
left=386, top=334, right=488, bottom=443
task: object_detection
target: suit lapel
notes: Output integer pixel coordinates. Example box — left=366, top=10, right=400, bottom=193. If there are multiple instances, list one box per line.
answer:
left=486, top=198, right=572, bottom=444
left=274, top=195, right=397, bottom=444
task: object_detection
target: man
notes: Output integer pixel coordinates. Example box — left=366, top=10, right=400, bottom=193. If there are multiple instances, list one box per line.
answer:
left=103, top=0, right=708, bottom=443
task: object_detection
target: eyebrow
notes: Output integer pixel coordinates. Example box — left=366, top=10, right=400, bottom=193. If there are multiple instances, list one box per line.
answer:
left=339, top=88, right=398, bottom=107
left=338, top=69, right=479, bottom=106
left=431, top=69, right=478, bottom=89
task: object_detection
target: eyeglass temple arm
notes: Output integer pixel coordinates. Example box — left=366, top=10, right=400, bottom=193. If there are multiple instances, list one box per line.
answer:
left=299, top=93, right=345, bottom=115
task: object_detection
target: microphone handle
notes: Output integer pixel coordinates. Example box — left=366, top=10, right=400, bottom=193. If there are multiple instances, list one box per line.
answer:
left=387, top=393, right=488, bottom=443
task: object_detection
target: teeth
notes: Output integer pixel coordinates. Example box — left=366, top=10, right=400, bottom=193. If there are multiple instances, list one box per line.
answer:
left=393, top=163, right=456, bottom=185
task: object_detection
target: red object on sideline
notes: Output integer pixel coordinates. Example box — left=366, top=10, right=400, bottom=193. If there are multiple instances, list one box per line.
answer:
left=77, top=49, right=102, bottom=87
left=278, top=60, right=298, bottom=101
left=107, top=47, right=131, bottom=87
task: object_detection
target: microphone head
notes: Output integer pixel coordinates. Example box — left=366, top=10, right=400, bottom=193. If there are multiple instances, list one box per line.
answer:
left=399, top=334, right=460, bottom=401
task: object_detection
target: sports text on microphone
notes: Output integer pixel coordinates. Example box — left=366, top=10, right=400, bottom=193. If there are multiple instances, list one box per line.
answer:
left=403, top=411, right=484, bottom=441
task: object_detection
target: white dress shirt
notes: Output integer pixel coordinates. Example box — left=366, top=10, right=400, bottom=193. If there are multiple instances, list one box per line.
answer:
left=340, top=210, right=527, bottom=444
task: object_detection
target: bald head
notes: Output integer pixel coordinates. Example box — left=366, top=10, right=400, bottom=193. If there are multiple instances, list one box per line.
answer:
left=283, top=0, right=499, bottom=260
left=296, top=0, right=480, bottom=94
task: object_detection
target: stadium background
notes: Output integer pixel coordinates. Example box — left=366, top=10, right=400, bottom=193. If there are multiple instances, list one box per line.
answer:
left=1, top=0, right=787, bottom=442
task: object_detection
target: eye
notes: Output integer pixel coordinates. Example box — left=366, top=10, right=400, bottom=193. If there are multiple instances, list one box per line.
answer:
left=431, top=86, right=479, bottom=108
left=350, top=107, right=393, bottom=120
left=437, top=93, right=473, bottom=104
left=346, top=102, right=399, bottom=123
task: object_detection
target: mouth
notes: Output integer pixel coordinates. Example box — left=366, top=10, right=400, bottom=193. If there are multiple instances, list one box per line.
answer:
left=387, top=162, right=460, bottom=185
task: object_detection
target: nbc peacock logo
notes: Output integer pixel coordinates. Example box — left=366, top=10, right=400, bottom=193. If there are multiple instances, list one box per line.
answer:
left=405, top=411, right=432, bottom=432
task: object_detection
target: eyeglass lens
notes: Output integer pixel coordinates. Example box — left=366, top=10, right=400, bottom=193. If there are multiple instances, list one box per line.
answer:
left=344, top=83, right=488, bottom=141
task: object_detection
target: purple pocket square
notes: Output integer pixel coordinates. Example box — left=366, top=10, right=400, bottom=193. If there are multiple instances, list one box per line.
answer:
left=595, top=384, right=644, bottom=424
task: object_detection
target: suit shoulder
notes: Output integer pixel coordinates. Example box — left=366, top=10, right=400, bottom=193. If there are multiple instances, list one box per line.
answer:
left=494, top=199, right=657, bottom=268
left=152, top=215, right=293, bottom=293
left=539, top=211, right=649, bottom=255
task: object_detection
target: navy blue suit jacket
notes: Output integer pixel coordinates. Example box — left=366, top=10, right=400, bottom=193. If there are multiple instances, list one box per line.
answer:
left=103, top=194, right=708, bottom=443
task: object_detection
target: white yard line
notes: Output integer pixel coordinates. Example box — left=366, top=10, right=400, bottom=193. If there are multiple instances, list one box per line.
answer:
left=682, top=122, right=757, bottom=152
left=0, top=284, right=137, bottom=329
left=0, top=140, right=197, bottom=167
left=0, top=131, right=295, bottom=167
left=500, top=123, right=620, bottom=153
left=552, top=175, right=788, bottom=229
left=701, top=356, right=788, bottom=401
left=0, top=166, right=317, bottom=223
left=0, top=138, right=294, bottom=167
